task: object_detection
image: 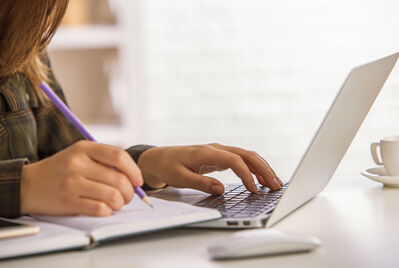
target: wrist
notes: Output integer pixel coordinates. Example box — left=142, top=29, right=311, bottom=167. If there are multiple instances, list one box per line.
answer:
left=137, top=147, right=167, bottom=189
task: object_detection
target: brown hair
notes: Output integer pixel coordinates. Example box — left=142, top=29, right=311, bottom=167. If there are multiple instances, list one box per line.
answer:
left=0, top=0, right=68, bottom=90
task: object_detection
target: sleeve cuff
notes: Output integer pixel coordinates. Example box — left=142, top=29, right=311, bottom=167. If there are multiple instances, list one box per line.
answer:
left=0, top=158, right=29, bottom=218
left=126, top=144, right=155, bottom=163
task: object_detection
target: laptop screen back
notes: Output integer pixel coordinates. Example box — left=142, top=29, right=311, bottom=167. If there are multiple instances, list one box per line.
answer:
left=266, top=53, right=399, bottom=227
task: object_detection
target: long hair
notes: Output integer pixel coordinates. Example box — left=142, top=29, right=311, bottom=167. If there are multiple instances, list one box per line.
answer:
left=0, top=0, right=69, bottom=91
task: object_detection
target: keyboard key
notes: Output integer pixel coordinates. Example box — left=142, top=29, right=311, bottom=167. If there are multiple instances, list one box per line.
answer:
left=196, top=183, right=288, bottom=219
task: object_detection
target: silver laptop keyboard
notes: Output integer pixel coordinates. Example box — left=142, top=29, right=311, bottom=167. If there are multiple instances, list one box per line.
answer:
left=195, top=183, right=288, bottom=218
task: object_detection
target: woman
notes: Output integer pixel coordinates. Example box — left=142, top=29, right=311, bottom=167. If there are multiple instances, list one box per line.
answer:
left=0, top=0, right=282, bottom=218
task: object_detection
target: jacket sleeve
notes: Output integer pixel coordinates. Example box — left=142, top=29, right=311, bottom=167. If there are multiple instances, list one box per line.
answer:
left=0, top=144, right=154, bottom=218
left=0, top=158, right=28, bottom=218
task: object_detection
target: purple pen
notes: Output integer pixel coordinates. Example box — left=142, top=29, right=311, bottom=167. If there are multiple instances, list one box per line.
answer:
left=39, top=82, right=153, bottom=208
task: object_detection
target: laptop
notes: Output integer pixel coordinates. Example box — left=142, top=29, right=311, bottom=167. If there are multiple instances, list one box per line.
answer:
left=151, top=52, right=399, bottom=228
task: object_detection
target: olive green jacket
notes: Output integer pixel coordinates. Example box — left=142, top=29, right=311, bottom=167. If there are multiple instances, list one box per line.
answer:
left=0, top=59, right=152, bottom=218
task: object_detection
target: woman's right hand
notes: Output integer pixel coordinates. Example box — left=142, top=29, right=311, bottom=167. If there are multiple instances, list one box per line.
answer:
left=20, top=140, right=143, bottom=217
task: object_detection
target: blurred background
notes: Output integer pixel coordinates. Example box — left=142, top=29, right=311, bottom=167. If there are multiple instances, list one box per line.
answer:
left=48, top=0, right=399, bottom=182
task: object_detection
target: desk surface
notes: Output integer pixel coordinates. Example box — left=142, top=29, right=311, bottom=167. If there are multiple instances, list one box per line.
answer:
left=2, top=174, right=399, bottom=268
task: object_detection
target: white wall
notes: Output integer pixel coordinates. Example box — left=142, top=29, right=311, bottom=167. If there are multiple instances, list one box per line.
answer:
left=127, top=0, right=399, bottom=180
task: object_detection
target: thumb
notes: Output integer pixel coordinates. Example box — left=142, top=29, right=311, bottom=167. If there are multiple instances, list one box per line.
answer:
left=179, top=167, right=225, bottom=195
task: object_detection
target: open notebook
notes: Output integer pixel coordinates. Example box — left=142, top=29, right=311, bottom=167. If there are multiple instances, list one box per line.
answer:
left=0, top=197, right=221, bottom=259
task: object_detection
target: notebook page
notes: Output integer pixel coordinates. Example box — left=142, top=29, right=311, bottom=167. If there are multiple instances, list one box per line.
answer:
left=0, top=217, right=89, bottom=259
left=35, top=197, right=221, bottom=241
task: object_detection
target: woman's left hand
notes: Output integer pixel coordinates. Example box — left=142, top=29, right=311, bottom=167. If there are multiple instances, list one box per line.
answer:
left=137, top=143, right=283, bottom=195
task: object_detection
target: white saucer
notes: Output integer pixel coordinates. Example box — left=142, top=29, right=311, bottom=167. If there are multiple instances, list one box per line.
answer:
left=361, top=167, right=399, bottom=187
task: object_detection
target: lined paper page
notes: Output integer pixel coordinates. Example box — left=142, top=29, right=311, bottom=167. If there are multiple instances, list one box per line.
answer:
left=35, top=197, right=220, bottom=241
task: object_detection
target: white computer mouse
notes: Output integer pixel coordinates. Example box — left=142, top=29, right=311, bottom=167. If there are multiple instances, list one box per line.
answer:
left=208, top=228, right=322, bottom=259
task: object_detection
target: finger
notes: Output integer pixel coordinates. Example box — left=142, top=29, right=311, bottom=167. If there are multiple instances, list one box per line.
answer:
left=82, top=160, right=134, bottom=204
left=199, top=165, right=227, bottom=174
left=243, top=153, right=280, bottom=190
left=255, top=174, right=267, bottom=186
left=177, top=166, right=225, bottom=195
left=193, top=147, right=258, bottom=193
left=77, top=178, right=125, bottom=211
left=247, top=164, right=267, bottom=186
left=255, top=153, right=283, bottom=186
left=74, top=198, right=113, bottom=217
left=76, top=141, right=143, bottom=186
left=209, top=144, right=281, bottom=190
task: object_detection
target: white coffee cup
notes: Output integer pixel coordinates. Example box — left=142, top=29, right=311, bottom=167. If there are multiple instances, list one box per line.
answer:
left=371, top=136, right=399, bottom=176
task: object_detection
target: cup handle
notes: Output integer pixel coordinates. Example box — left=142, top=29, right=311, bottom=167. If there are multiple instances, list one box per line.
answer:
left=371, top=142, right=383, bottom=165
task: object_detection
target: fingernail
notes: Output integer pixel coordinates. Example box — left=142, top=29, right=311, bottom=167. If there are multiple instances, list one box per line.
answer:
left=277, top=177, right=283, bottom=186
left=273, top=178, right=281, bottom=188
left=251, top=182, right=258, bottom=193
left=211, top=185, right=223, bottom=195
left=137, top=175, right=144, bottom=186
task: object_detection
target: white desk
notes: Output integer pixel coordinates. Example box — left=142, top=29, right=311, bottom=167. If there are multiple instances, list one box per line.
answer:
left=2, top=174, right=399, bottom=268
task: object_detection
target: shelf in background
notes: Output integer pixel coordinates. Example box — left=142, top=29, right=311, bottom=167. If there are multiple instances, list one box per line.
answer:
left=49, top=25, right=121, bottom=50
